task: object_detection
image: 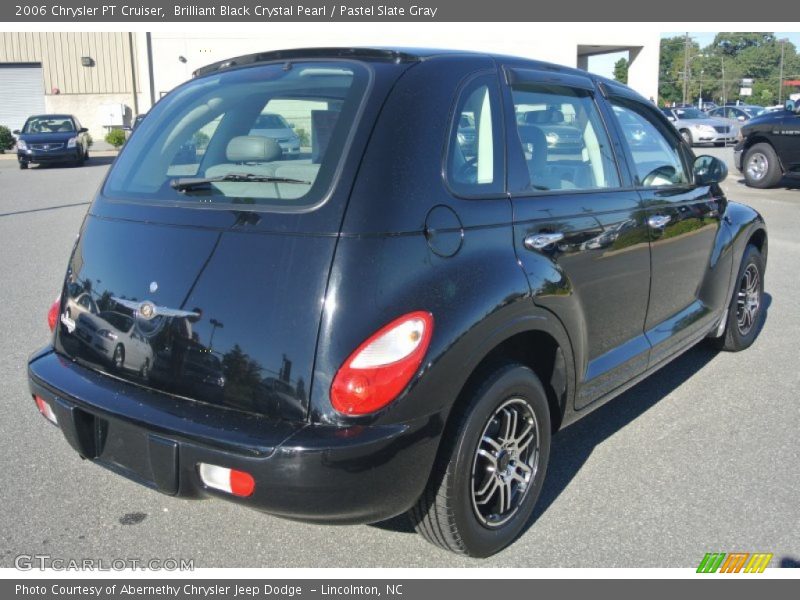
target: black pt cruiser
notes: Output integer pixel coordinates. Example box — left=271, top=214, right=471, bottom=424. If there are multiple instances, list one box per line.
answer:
left=29, top=48, right=768, bottom=557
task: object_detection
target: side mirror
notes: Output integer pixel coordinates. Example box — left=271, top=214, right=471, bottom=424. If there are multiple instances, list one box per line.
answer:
left=12, top=129, right=20, bottom=135
left=693, top=155, right=728, bottom=186
left=79, top=127, right=89, bottom=133
left=785, top=99, right=796, bottom=112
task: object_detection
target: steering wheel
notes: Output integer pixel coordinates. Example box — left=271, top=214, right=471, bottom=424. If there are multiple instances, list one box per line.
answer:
left=642, top=165, right=677, bottom=187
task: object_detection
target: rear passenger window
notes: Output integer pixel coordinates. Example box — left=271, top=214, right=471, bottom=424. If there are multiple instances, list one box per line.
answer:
left=447, top=74, right=504, bottom=196
left=610, top=100, right=689, bottom=187
left=511, top=85, right=619, bottom=192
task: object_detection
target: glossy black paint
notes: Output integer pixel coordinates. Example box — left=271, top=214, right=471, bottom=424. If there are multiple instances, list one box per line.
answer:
left=29, top=48, right=767, bottom=524
left=734, top=108, right=800, bottom=175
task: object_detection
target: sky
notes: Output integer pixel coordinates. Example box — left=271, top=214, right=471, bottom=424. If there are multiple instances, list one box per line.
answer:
left=587, top=31, right=800, bottom=80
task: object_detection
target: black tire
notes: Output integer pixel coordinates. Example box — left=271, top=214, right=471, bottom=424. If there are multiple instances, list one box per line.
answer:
left=714, top=245, right=765, bottom=352
left=681, top=129, right=693, bottom=146
left=743, top=143, right=782, bottom=189
left=19, top=161, right=28, bottom=170
left=112, top=344, right=125, bottom=370
left=409, top=363, right=551, bottom=557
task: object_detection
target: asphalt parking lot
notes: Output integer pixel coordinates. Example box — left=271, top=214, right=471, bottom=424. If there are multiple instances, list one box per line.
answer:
left=0, top=147, right=798, bottom=568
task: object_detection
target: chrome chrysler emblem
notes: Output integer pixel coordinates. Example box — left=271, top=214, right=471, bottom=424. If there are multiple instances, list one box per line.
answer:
left=138, top=301, right=157, bottom=320
left=149, top=281, right=158, bottom=293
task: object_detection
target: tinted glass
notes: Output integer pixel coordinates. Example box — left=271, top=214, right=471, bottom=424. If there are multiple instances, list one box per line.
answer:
left=104, top=61, right=369, bottom=210
left=611, top=100, right=689, bottom=187
left=511, top=84, right=619, bottom=191
left=447, top=74, right=504, bottom=196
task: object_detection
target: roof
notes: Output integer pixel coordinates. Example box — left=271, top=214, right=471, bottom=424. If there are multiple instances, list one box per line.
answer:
left=193, top=46, right=590, bottom=79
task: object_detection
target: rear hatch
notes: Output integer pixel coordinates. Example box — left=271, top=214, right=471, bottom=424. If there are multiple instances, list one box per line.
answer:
left=54, top=56, right=407, bottom=422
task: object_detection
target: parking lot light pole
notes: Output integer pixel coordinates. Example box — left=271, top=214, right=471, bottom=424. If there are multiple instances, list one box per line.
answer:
left=779, top=38, right=789, bottom=104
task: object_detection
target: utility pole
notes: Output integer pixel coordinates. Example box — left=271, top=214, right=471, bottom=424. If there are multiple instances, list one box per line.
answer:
left=721, top=55, right=726, bottom=106
left=682, top=32, right=690, bottom=105
left=778, top=38, right=789, bottom=104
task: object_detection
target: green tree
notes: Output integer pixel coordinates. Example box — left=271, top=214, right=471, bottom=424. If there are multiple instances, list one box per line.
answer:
left=613, top=58, right=629, bottom=84
left=0, top=125, right=14, bottom=153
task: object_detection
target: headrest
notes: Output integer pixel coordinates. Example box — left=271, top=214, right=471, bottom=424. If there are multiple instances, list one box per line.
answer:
left=550, top=110, right=564, bottom=123
left=226, top=135, right=282, bottom=163
left=524, top=111, right=547, bottom=124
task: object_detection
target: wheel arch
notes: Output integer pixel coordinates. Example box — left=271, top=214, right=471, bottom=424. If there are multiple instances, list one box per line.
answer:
left=445, top=305, right=576, bottom=434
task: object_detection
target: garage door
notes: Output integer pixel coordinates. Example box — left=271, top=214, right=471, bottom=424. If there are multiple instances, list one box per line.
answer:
left=0, top=64, right=46, bottom=132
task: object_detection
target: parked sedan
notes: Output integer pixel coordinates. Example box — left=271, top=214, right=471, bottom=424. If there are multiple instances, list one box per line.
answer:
left=707, top=105, right=767, bottom=130
left=248, top=112, right=301, bottom=156
left=660, top=107, right=737, bottom=147
left=14, top=114, right=90, bottom=169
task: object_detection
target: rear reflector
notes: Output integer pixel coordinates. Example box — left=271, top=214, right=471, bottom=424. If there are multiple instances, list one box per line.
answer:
left=34, top=395, right=58, bottom=425
left=47, top=295, right=61, bottom=332
left=198, top=463, right=255, bottom=497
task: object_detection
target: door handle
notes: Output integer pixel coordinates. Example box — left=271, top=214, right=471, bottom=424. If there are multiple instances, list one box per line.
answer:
left=524, top=232, right=564, bottom=250
left=647, top=214, right=672, bottom=229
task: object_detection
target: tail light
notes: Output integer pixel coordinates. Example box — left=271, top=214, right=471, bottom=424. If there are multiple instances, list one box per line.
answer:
left=331, top=311, right=434, bottom=415
left=198, top=463, right=255, bottom=497
left=47, top=295, right=61, bottom=332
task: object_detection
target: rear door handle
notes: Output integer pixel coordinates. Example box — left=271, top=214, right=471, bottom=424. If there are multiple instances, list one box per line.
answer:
left=647, top=215, right=672, bottom=229
left=524, top=232, right=564, bottom=250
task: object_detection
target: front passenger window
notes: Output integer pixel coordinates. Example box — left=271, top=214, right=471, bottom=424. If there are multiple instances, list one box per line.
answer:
left=610, top=100, right=689, bottom=187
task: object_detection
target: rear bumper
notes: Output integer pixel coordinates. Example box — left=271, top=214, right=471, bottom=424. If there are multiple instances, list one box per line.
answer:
left=28, top=348, right=440, bottom=524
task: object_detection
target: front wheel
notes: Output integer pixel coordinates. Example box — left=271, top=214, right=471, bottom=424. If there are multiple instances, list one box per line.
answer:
left=714, top=244, right=765, bottom=351
left=409, top=363, right=551, bottom=557
left=19, top=161, right=28, bottom=170
left=743, top=143, right=782, bottom=188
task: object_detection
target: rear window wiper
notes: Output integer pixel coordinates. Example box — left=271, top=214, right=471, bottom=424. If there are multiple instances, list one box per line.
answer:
left=170, top=172, right=311, bottom=192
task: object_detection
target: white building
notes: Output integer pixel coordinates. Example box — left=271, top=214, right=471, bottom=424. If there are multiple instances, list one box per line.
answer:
left=0, top=27, right=659, bottom=140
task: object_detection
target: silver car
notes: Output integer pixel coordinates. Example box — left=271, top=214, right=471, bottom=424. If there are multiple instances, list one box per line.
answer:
left=660, top=107, right=738, bottom=147
left=248, top=112, right=302, bottom=156
left=706, top=105, right=767, bottom=131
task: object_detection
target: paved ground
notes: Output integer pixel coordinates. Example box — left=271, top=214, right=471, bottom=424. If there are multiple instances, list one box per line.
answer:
left=0, top=149, right=798, bottom=568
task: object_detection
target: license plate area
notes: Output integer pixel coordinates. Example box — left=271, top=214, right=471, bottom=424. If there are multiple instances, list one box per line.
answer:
left=52, top=398, right=179, bottom=495
left=96, top=419, right=157, bottom=487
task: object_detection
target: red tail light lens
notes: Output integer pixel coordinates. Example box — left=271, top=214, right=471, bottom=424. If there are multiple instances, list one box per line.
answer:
left=34, top=395, right=58, bottom=425
left=331, top=311, right=434, bottom=415
left=47, top=295, right=61, bottom=332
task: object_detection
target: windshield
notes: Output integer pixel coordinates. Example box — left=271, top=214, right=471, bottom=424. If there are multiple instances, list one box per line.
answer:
left=23, top=116, right=75, bottom=134
left=252, top=114, right=291, bottom=130
left=674, top=108, right=706, bottom=120
left=104, top=61, right=370, bottom=210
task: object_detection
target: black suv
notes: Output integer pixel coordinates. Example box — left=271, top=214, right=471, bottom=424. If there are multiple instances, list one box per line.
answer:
left=735, top=102, right=800, bottom=188
left=29, top=48, right=767, bottom=558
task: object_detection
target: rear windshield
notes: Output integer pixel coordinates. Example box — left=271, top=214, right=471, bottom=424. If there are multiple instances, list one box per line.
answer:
left=104, top=61, right=370, bottom=210
left=23, top=116, right=76, bottom=133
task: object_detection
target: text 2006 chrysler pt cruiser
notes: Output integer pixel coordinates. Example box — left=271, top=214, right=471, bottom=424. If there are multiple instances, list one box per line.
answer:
left=29, top=48, right=767, bottom=557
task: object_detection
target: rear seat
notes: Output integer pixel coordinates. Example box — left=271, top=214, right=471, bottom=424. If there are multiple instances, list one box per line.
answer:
left=204, top=135, right=320, bottom=200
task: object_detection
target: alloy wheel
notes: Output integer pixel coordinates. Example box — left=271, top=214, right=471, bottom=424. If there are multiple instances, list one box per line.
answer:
left=470, top=398, right=539, bottom=528
left=736, top=263, right=761, bottom=335
left=746, top=152, right=768, bottom=182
